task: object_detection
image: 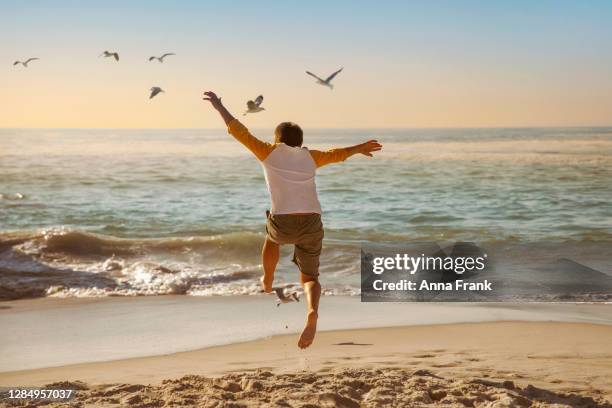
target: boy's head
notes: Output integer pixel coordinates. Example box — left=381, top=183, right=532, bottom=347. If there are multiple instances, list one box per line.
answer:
left=274, top=122, right=303, bottom=147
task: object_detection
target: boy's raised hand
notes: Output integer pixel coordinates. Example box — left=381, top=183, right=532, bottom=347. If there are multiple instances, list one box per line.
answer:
left=355, top=140, right=382, bottom=157
left=203, top=91, right=236, bottom=125
left=203, top=91, right=223, bottom=110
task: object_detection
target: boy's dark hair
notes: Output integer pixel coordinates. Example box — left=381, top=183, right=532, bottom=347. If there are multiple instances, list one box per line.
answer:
left=274, top=122, right=303, bottom=147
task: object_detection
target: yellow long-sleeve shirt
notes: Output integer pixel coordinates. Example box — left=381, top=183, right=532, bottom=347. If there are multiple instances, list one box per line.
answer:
left=227, top=119, right=349, bottom=166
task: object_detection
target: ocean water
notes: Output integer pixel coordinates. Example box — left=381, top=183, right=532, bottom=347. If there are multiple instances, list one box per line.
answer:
left=1, top=127, right=611, bottom=300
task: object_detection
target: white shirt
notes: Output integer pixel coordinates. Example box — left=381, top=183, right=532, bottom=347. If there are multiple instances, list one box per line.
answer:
left=261, top=143, right=321, bottom=214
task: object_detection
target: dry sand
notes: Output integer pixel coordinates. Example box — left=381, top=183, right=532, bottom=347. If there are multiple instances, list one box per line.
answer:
left=1, top=321, right=611, bottom=407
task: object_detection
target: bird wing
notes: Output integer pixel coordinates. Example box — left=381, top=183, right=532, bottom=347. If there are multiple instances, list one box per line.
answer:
left=254, top=95, right=263, bottom=106
left=112, top=53, right=119, bottom=61
left=13, top=61, right=20, bottom=66
left=306, top=71, right=325, bottom=82
left=150, top=88, right=161, bottom=99
left=24, top=58, right=39, bottom=64
left=148, top=56, right=156, bottom=61
left=325, top=67, right=343, bottom=82
left=273, top=288, right=286, bottom=300
left=247, top=100, right=256, bottom=110
left=160, top=53, right=175, bottom=59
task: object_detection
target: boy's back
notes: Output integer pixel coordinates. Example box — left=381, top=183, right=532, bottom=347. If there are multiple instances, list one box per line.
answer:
left=262, top=143, right=320, bottom=215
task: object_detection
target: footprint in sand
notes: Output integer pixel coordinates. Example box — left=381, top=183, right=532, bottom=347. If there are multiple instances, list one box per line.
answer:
left=372, top=361, right=401, bottom=365
left=432, top=362, right=459, bottom=368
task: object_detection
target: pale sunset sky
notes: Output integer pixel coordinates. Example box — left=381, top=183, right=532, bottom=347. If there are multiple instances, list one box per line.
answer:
left=2, top=0, right=612, bottom=129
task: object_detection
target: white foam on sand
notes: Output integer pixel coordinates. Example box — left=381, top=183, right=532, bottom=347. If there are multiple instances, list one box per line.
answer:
left=0, top=296, right=611, bottom=372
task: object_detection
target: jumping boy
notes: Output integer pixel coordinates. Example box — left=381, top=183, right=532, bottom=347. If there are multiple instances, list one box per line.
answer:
left=203, top=91, right=382, bottom=348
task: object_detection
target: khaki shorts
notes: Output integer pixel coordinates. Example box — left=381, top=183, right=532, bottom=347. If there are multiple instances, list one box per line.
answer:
left=265, top=213, right=324, bottom=278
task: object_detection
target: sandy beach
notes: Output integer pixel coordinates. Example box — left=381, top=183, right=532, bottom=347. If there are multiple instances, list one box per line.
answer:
left=1, top=297, right=611, bottom=407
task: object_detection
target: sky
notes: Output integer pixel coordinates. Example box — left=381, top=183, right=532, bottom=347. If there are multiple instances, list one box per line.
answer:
left=1, top=0, right=612, bottom=128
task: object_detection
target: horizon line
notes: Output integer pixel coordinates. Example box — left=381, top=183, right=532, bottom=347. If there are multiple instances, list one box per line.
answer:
left=1, top=125, right=612, bottom=131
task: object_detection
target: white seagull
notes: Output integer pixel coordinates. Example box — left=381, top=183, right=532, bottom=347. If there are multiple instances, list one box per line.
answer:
left=149, top=53, right=175, bottom=63
left=149, top=87, right=164, bottom=99
left=243, top=95, right=265, bottom=116
left=99, top=51, right=119, bottom=61
left=306, top=67, right=343, bottom=89
left=13, top=58, right=39, bottom=67
left=273, top=287, right=300, bottom=307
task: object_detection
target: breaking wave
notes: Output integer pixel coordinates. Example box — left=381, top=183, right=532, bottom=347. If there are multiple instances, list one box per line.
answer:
left=1, top=228, right=611, bottom=301
left=0, top=228, right=359, bottom=300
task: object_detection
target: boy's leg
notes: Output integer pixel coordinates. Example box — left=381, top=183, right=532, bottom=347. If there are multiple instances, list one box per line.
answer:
left=298, top=272, right=320, bottom=349
left=292, top=214, right=323, bottom=349
left=261, top=237, right=279, bottom=293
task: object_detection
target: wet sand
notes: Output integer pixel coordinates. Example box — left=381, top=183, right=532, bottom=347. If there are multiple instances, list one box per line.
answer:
left=1, top=295, right=611, bottom=372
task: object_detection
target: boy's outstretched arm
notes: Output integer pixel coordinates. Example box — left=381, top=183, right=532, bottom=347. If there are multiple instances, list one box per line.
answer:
left=310, top=140, right=382, bottom=168
left=203, top=91, right=273, bottom=161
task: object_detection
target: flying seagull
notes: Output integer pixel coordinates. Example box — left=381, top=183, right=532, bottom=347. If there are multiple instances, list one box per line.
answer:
left=13, top=58, right=39, bottom=67
left=306, top=67, right=343, bottom=89
left=149, top=53, right=175, bottom=63
left=273, top=287, right=300, bottom=307
left=99, top=51, right=119, bottom=61
left=149, top=87, right=164, bottom=99
left=243, top=95, right=265, bottom=116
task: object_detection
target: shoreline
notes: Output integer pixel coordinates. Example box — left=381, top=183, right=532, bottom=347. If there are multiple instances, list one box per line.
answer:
left=1, top=295, right=612, bottom=373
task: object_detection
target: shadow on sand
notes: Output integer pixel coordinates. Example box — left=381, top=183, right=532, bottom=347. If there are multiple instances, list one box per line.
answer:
left=333, top=342, right=374, bottom=346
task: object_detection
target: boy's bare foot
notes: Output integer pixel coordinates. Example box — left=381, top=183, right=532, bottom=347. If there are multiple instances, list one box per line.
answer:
left=260, top=275, right=273, bottom=293
left=298, top=311, right=318, bottom=349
